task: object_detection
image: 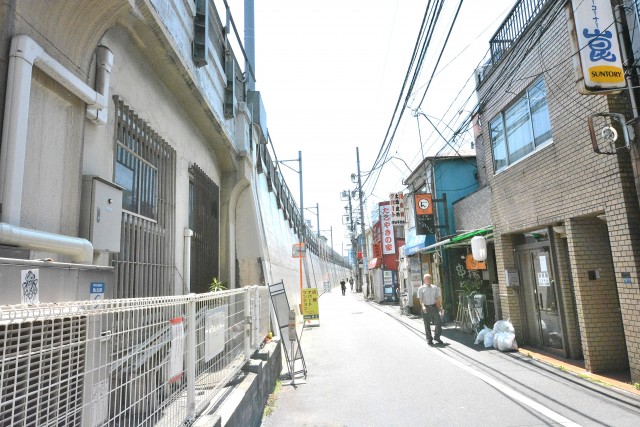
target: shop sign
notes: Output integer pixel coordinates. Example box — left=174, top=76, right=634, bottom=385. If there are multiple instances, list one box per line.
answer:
left=379, top=203, right=396, bottom=254
left=465, top=254, right=486, bottom=270
left=302, top=288, right=320, bottom=320
left=570, top=0, right=625, bottom=93
left=414, top=193, right=435, bottom=236
left=389, top=192, right=406, bottom=225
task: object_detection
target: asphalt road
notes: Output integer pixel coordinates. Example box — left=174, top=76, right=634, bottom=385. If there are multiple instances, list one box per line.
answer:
left=260, top=288, right=640, bottom=427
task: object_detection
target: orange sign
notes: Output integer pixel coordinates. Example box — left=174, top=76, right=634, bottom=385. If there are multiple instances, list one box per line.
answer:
left=466, top=254, right=486, bottom=270
left=415, top=194, right=433, bottom=215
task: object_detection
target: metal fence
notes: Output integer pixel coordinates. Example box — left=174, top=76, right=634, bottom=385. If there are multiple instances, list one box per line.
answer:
left=0, top=286, right=271, bottom=426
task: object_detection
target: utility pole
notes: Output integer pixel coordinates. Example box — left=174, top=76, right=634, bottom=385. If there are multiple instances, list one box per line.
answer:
left=356, top=147, right=369, bottom=298
left=346, top=189, right=358, bottom=291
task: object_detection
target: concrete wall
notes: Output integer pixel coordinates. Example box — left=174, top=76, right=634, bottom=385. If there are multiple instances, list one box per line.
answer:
left=453, top=186, right=491, bottom=233
left=195, top=338, right=283, bottom=427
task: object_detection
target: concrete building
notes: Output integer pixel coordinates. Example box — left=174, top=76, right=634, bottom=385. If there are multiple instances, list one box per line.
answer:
left=0, top=1, right=347, bottom=306
left=474, top=0, right=640, bottom=382
left=401, top=154, right=480, bottom=316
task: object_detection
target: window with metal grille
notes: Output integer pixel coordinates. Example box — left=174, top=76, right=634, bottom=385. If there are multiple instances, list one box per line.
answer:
left=113, top=97, right=176, bottom=297
left=114, top=101, right=160, bottom=219
left=189, top=164, right=220, bottom=293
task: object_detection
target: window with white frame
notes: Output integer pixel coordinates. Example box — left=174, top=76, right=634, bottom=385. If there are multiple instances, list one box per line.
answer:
left=490, top=78, right=552, bottom=173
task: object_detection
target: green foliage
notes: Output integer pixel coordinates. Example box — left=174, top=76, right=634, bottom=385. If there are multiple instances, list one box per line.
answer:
left=263, top=380, right=282, bottom=417
left=209, top=277, right=226, bottom=292
left=459, top=277, right=482, bottom=296
left=634, top=383, right=640, bottom=390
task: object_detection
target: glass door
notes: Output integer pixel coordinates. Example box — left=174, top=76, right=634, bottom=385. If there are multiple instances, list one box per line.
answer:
left=532, top=250, right=563, bottom=350
left=518, top=251, right=542, bottom=348
left=517, top=248, right=564, bottom=352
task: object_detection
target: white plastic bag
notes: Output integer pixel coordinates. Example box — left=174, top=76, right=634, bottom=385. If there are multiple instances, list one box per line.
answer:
left=493, top=319, right=515, bottom=334
left=494, top=331, right=517, bottom=351
left=475, top=326, right=491, bottom=345
left=483, top=329, right=495, bottom=348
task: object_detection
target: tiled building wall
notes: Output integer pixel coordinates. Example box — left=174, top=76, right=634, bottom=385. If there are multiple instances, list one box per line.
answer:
left=550, top=234, right=583, bottom=359
left=493, top=233, right=523, bottom=335
left=476, top=1, right=640, bottom=380
left=566, top=217, right=628, bottom=373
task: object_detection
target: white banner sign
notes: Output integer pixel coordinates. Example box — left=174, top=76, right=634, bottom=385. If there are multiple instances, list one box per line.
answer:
left=571, top=0, right=625, bottom=93
left=389, top=192, right=405, bottom=225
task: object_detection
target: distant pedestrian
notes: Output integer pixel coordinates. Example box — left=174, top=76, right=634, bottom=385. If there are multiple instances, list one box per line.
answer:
left=340, top=279, right=346, bottom=296
left=417, top=273, right=444, bottom=345
left=348, top=277, right=354, bottom=291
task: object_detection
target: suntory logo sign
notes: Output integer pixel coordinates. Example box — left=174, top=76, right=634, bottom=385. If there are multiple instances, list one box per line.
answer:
left=571, top=0, right=625, bottom=93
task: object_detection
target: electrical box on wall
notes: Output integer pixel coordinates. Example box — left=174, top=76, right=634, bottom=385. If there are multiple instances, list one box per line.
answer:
left=80, top=176, right=123, bottom=252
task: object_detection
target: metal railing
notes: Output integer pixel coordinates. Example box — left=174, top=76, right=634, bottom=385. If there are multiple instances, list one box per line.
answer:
left=489, top=0, right=550, bottom=65
left=0, top=286, right=270, bottom=426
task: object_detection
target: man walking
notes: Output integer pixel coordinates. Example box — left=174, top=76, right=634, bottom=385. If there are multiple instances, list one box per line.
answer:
left=417, top=273, right=444, bottom=345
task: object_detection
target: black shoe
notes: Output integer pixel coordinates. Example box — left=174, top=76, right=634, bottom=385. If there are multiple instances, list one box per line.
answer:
left=427, top=340, right=434, bottom=345
left=434, top=338, right=444, bottom=344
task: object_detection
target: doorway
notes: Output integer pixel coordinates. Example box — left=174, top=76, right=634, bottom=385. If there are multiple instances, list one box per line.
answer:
left=517, top=244, right=564, bottom=353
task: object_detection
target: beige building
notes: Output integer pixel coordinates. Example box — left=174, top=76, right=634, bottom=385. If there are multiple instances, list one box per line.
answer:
left=0, top=1, right=345, bottom=306
left=475, top=0, right=640, bottom=382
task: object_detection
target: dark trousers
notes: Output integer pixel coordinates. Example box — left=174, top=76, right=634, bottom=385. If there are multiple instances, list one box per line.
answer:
left=422, top=305, right=442, bottom=341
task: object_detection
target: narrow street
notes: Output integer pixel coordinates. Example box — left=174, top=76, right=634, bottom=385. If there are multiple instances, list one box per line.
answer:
left=261, top=288, right=640, bottom=427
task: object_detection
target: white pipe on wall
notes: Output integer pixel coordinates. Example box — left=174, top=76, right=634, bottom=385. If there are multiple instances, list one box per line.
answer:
left=86, top=46, right=114, bottom=124
left=0, top=223, right=93, bottom=264
left=0, top=34, right=112, bottom=262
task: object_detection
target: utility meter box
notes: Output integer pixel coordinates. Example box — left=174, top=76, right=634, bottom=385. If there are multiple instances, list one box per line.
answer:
left=80, top=176, right=123, bottom=252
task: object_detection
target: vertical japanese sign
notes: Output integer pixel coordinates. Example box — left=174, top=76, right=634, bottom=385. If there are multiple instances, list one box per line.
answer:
left=571, top=0, right=625, bottom=93
left=379, top=202, right=396, bottom=255
left=302, top=288, right=319, bottom=320
left=389, top=192, right=405, bottom=225
left=414, top=193, right=435, bottom=236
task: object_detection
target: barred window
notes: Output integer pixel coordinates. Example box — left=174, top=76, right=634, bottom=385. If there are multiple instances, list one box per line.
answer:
left=113, top=96, right=176, bottom=298
left=114, top=103, right=159, bottom=219
left=490, top=78, right=552, bottom=173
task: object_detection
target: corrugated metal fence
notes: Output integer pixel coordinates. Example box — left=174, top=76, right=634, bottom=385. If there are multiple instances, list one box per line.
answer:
left=0, top=286, right=270, bottom=426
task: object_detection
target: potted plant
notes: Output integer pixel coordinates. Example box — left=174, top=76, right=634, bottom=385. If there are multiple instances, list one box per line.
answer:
left=209, top=277, right=226, bottom=292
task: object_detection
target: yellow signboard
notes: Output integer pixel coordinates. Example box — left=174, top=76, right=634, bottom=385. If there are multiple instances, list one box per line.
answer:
left=302, top=288, right=319, bottom=320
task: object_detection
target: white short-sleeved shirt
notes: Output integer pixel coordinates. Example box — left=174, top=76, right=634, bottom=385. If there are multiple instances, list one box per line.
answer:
left=417, top=284, right=441, bottom=305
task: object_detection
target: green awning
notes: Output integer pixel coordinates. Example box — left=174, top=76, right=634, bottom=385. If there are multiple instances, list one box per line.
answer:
left=448, top=226, right=493, bottom=244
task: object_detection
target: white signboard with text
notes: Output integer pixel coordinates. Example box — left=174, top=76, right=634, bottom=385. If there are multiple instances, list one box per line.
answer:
left=571, top=0, right=625, bottom=93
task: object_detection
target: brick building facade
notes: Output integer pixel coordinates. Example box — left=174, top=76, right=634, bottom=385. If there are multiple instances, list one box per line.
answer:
left=475, top=0, right=640, bottom=381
